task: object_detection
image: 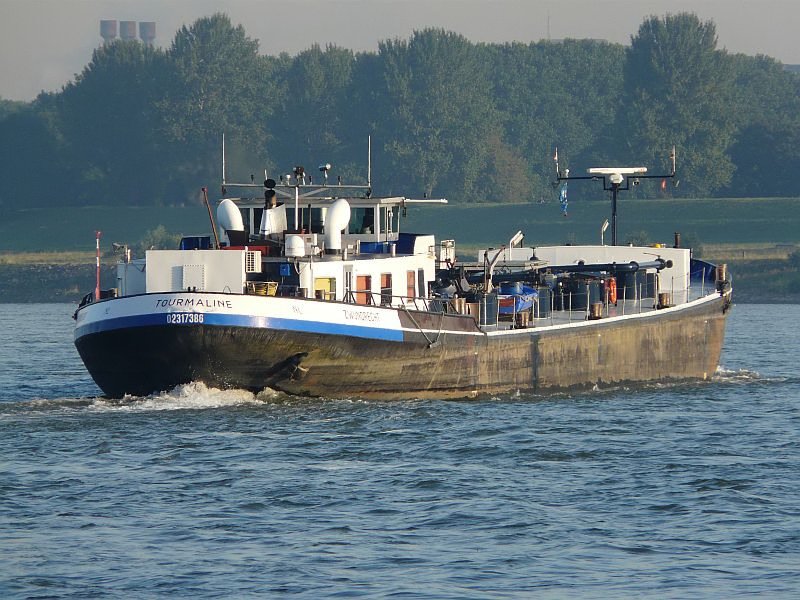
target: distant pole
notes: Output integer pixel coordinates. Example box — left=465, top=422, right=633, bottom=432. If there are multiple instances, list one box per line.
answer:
left=547, top=10, right=551, bottom=40
left=202, top=187, right=220, bottom=249
left=95, top=230, right=102, bottom=301
left=611, top=184, right=619, bottom=246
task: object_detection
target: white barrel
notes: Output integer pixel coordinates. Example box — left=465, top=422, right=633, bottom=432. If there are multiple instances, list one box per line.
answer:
left=285, top=234, right=306, bottom=257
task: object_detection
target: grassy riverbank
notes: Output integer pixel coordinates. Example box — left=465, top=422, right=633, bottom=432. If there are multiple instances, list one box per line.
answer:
left=1, top=197, right=798, bottom=302
left=3, top=197, right=800, bottom=252
left=1, top=246, right=796, bottom=304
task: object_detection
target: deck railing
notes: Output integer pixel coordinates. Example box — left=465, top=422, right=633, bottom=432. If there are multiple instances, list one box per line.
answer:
left=286, top=263, right=724, bottom=332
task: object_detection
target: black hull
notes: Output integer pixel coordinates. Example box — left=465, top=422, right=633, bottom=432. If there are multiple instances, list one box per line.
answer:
left=75, top=293, right=730, bottom=400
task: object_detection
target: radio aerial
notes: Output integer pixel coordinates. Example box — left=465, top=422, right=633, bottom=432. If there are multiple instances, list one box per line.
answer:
left=554, top=147, right=676, bottom=246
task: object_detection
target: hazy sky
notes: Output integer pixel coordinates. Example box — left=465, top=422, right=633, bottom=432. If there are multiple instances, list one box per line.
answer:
left=1, top=0, right=798, bottom=101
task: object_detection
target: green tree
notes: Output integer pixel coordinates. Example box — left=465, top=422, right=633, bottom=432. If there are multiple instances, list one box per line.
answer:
left=159, top=13, right=274, bottom=196
left=723, top=54, right=800, bottom=196
left=490, top=39, right=625, bottom=202
left=134, top=225, right=182, bottom=257
left=0, top=95, right=70, bottom=210
left=58, top=40, right=168, bottom=205
left=269, top=45, right=355, bottom=164
left=619, top=13, right=735, bottom=196
left=0, top=97, right=27, bottom=122
left=376, top=29, right=500, bottom=199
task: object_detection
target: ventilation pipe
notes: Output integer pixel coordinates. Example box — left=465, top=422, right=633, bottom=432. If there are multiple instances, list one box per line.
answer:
left=216, top=198, right=244, bottom=245
left=323, top=199, right=350, bottom=255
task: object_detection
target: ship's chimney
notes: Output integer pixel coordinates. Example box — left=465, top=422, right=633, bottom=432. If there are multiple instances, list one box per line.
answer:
left=139, top=21, right=156, bottom=45
left=100, top=20, right=118, bottom=44
left=119, top=20, right=137, bottom=41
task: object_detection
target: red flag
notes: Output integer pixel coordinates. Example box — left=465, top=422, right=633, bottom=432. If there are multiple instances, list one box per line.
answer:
left=661, top=178, right=667, bottom=192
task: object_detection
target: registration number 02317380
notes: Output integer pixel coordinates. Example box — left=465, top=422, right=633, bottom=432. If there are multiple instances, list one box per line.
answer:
left=166, top=312, right=204, bottom=324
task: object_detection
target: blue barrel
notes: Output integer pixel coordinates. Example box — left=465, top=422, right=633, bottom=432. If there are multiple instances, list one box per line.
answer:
left=561, top=279, right=590, bottom=310
left=479, top=293, right=499, bottom=326
left=643, top=272, right=657, bottom=299
left=588, top=280, right=602, bottom=304
left=617, top=272, right=637, bottom=300
left=617, top=271, right=651, bottom=299
left=536, top=286, right=552, bottom=318
left=499, top=281, right=523, bottom=295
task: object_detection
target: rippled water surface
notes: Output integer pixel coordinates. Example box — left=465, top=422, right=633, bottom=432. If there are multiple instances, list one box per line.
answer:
left=1, top=304, right=799, bottom=597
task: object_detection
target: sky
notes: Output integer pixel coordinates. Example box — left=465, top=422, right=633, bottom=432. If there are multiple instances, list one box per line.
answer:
left=1, top=0, right=798, bottom=101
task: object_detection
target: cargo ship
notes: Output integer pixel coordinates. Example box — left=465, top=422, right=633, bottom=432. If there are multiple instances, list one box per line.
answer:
left=74, top=145, right=732, bottom=399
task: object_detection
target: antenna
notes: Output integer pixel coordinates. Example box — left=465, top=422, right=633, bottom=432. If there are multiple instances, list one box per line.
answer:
left=670, top=145, right=676, bottom=175
left=221, top=133, right=226, bottom=186
left=555, top=147, right=677, bottom=246
left=553, top=147, right=559, bottom=178
left=367, top=135, right=372, bottom=189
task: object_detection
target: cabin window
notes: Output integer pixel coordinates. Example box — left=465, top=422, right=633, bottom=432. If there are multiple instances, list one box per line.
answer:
left=349, top=207, right=375, bottom=234
left=310, top=207, right=325, bottom=233
left=356, top=275, right=372, bottom=305
left=406, top=270, right=416, bottom=299
left=314, top=277, right=336, bottom=301
left=380, top=207, right=399, bottom=234
left=380, top=273, right=392, bottom=306
left=253, top=208, right=263, bottom=235
left=285, top=206, right=323, bottom=233
left=240, top=208, right=251, bottom=235
left=417, top=269, right=426, bottom=300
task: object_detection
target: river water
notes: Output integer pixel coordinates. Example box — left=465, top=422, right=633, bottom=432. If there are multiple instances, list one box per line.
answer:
left=1, top=303, right=798, bottom=598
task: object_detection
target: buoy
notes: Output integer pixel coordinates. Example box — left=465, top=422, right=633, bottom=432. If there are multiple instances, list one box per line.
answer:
left=608, top=277, right=618, bottom=305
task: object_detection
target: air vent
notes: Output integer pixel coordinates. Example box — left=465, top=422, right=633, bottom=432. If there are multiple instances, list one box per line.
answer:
left=245, top=251, right=261, bottom=273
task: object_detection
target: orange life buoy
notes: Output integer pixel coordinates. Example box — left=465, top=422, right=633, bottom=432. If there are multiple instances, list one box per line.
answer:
left=608, top=277, right=617, bottom=304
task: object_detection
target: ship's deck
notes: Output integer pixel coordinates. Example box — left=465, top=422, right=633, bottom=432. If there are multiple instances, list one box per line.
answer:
left=480, top=284, right=719, bottom=332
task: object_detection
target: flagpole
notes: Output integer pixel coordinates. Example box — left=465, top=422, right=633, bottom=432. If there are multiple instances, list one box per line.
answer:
left=95, top=230, right=102, bottom=301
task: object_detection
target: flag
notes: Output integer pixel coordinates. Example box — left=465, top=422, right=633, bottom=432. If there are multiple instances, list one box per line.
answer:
left=559, top=181, right=568, bottom=216
left=661, top=178, right=667, bottom=192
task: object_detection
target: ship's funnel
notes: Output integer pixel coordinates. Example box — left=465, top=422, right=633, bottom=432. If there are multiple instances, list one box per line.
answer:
left=323, top=199, right=350, bottom=255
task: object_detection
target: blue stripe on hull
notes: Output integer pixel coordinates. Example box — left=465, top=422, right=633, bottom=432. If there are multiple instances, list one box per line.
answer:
left=75, top=312, right=404, bottom=342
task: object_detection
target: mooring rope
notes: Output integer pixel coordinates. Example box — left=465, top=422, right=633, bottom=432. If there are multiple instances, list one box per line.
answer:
left=401, top=305, right=444, bottom=348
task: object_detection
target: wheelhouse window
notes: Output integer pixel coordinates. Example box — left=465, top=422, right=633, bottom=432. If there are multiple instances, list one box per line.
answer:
left=240, top=207, right=251, bottom=235
left=252, top=208, right=263, bottom=235
left=349, top=207, right=375, bottom=234
left=380, top=207, right=400, bottom=234
left=286, top=207, right=325, bottom=233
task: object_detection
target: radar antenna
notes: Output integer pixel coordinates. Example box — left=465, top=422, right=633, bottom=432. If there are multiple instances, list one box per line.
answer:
left=553, top=146, right=677, bottom=246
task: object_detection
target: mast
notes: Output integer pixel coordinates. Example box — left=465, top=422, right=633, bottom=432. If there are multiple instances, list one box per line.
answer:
left=221, top=133, right=226, bottom=187
left=554, top=147, right=676, bottom=246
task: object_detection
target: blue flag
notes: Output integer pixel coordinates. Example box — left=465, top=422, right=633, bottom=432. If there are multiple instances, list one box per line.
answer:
left=559, top=181, right=568, bottom=216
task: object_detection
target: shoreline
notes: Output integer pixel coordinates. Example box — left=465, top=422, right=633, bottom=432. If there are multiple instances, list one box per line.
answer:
left=0, top=261, right=796, bottom=305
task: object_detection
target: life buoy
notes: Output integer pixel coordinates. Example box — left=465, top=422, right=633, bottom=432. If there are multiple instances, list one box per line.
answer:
left=608, top=277, right=618, bottom=305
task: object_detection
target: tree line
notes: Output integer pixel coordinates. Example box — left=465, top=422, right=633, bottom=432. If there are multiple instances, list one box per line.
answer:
left=1, top=12, right=798, bottom=211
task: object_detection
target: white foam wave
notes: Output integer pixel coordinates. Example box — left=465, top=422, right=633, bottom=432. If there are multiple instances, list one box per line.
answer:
left=89, top=381, right=266, bottom=412
left=713, top=366, right=779, bottom=384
